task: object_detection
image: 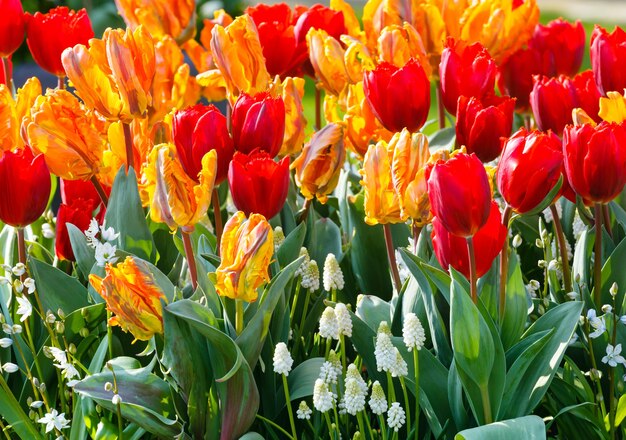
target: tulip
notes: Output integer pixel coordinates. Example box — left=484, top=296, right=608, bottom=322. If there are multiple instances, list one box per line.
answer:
left=61, top=178, right=106, bottom=207
left=62, top=26, right=156, bottom=123
left=377, top=23, right=431, bottom=77
left=599, top=91, right=626, bottom=123
left=439, top=38, right=497, bottom=115
left=142, top=143, right=217, bottom=231
left=115, top=0, right=196, bottom=43
left=172, top=104, right=233, bottom=184
left=214, top=211, right=274, bottom=303
left=56, top=198, right=99, bottom=261
left=572, top=70, right=602, bottom=123
left=456, top=95, right=515, bottom=163
left=407, top=3, right=446, bottom=71
left=0, top=77, right=42, bottom=153
left=307, top=29, right=349, bottom=96
left=246, top=3, right=299, bottom=77
left=26, top=7, right=94, bottom=77
left=530, top=76, right=577, bottom=136
left=497, top=46, right=542, bottom=111
left=432, top=201, right=507, bottom=278
left=591, top=26, right=626, bottom=96
left=210, top=14, right=271, bottom=98
left=231, top=91, right=286, bottom=157
left=228, top=151, right=290, bottom=220
left=403, top=167, right=431, bottom=226
left=90, top=256, right=167, bottom=341
left=426, top=152, right=491, bottom=238
left=363, top=58, right=431, bottom=133
left=279, top=76, right=307, bottom=156
left=26, top=89, right=107, bottom=181
left=532, top=18, right=585, bottom=77
left=0, top=0, right=25, bottom=58
left=563, top=122, right=626, bottom=204
left=292, top=123, right=345, bottom=203
left=360, top=142, right=403, bottom=225
left=0, top=148, right=51, bottom=228
left=497, top=128, right=564, bottom=214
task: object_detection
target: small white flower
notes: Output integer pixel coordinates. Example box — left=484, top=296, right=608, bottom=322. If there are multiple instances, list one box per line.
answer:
left=16, top=296, right=32, bottom=322
left=395, top=250, right=409, bottom=285
left=13, top=280, right=23, bottom=294
left=319, top=354, right=341, bottom=385
left=587, top=309, right=607, bottom=339
left=100, top=222, right=120, bottom=242
left=572, top=212, right=586, bottom=241
left=23, top=278, right=36, bottom=294
left=319, top=307, right=339, bottom=340
left=368, top=381, right=387, bottom=415
left=602, top=304, right=613, bottom=314
left=313, top=379, right=336, bottom=413
left=335, top=303, right=352, bottom=337
left=273, top=342, right=293, bottom=376
left=11, top=324, right=22, bottom=334
left=41, top=223, right=55, bottom=239
left=346, top=364, right=368, bottom=395
left=512, top=234, right=523, bottom=248
left=85, top=219, right=100, bottom=247
left=374, top=322, right=395, bottom=373
left=301, top=260, right=320, bottom=292
left=46, top=347, right=80, bottom=380
left=602, top=344, right=626, bottom=367
left=610, top=282, right=619, bottom=299
left=621, top=315, right=626, bottom=325
left=403, top=313, right=426, bottom=351
left=566, top=291, right=580, bottom=301
left=547, top=259, right=559, bottom=272
left=95, top=242, right=118, bottom=267
left=2, top=362, right=19, bottom=373
left=387, top=402, right=406, bottom=432
left=111, top=394, right=122, bottom=405
left=30, top=400, right=44, bottom=409
left=343, top=378, right=366, bottom=415
left=538, top=260, right=547, bottom=268
left=0, top=338, right=12, bottom=348
left=323, top=254, right=344, bottom=291
left=2, top=323, right=13, bottom=335
left=297, top=401, right=312, bottom=420
left=11, top=263, right=26, bottom=277
left=37, top=409, right=70, bottom=433
left=0, top=277, right=9, bottom=285
left=273, top=226, right=285, bottom=252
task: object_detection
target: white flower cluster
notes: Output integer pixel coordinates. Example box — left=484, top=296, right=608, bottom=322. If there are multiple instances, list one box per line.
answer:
left=273, top=226, right=285, bottom=252
left=297, top=401, right=312, bottom=420
left=368, top=381, right=387, bottom=415
left=301, top=260, right=320, bottom=292
left=403, top=313, right=426, bottom=351
left=319, top=303, right=353, bottom=340
left=340, top=364, right=368, bottom=416
left=294, top=248, right=310, bottom=278
left=323, top=253, right=344, bottom=291
left=387, top=402, right=406, bottom=432
left=602, top=344, right=626, bottom=367
left=374, top=321, right=407, bottom=377
left=319, top=351, right=342, bottom=385
left=45, top=347, right=80, bottom=385
left=85, top=218, right=120, bottom=267
left=313, top=379, right=336, bottom=413
left=272, top=342, right=293, bottom=376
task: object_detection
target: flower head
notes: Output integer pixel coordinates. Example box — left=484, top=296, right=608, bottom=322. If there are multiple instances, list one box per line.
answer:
left=335, top=303, right=352, bottom=337
left=297, top=401, right=312, bottom=420
left=319, top=306, right=340, bottom=340
left=273, top=342, right=294, bottom=376
left=343, top=378, right=367, bottom=415
left=403, top=313, right=426, bottom=351
left=15, top=296, right=32, bottom=322
left=313, top=378, right=336, bottom=413
left=369, top=381, right=387, bottom=415
left=301, top=260, right=320, bottom=292
left=115, top=0, right=196, bottom=43
left=323, top=253, right=344, bottom=291
left=387, top=402, right=406, bottom=432
left=37, top=409, right=70, bottom=433
left=602, top=344, right=626, bottom=367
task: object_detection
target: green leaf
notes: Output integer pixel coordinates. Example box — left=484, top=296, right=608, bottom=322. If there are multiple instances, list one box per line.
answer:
left=428, top=127, right=456, bottom=151
left=523, top=175, right=564, bottom=217
left=0, top=378, right=43, bottom=439
left=614, top=394, right=626, bottom=427
left=309, top=217, right=342, bottom=269
left=67, top=224, right=96, bottom=281
left=599, top=236, right=626, bottom=308
left=105, top=167, right=154, bottom=261
left=277, top=222, right=306, bottom=268
left=455, top=415, right=546, bottom=439
left=287, top=357, right=325, bottom=402
left=30, top=258, right=90, bottom=314
left=501, top=252, right=530, bottom=350
left=572, top=229, right=591, bottom=291
left=166, top=300, right=259, bottom=440
left=239, top=433, right=266, bottom=440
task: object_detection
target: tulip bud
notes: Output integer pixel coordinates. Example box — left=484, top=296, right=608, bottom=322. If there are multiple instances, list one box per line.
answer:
left=307, top=29, right=349, bottom=97
left=591, top=25, right=626, bottom=96
left=214, top=211, right=274, bottom=303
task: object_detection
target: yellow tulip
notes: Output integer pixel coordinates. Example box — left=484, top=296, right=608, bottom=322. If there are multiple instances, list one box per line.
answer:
left=115, top=0, right=196, bottom=44
left=27, top=89, right=107, bottom=180
left=141, top=143, right=216, bottom=231
left=292, top=123, right=345, bottom=203
left=360, top=141, right=403, bottom=225
left=404, top=168, right=432, bottom=226
left=62, top=26, right=156, bottom=122
left=279, top=77, right=308, bottom=156
left=214, top=211, right=274, bottom=303
left=411, top=2, right=446, bottom=71
left=330, top=0, right=362, bottom=39
left=307, top=29, right=350, bottom=97
left=599, top=91, right=626, bottom=123
left=210, top=14, right=270, bottom=100
left=0, top=77, right=41, bottom=152
left=90, top=256, right=167, bottom=341
left=378, top=23, right=432, bottom=77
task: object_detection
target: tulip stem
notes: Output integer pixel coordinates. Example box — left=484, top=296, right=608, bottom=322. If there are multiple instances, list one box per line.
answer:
left=383, top=224, right=402, bottom=293
left=90, top=176, right=109, bottom=206
left=57, top=76, right=65, bottom=90
left=594, top=203, right=604, bottom=308
left=212, top=189, right=223, bottom=254
left=550, top=204, right=572, bottom=294
left=235, top=300, right=244, bottom=336
left=16, top=228, right=26, bottom=282
left=603, top=204, right=613, bottom=240
left=466, top=237, right=478, bottom=304
left=498, top=205, right=513, bottom=323
left=1, top=57, right=12, bottom=94
left=315, top=87, right=322, bottom=130
left=182, top=231, right=198, bottom=291
left=122, top=122, right=134, bottom=173
left=436, top=81, right=445, bottom=129
left=411, top=222, right=422, bottom=255
left=523, top=114, right=532, bottom=131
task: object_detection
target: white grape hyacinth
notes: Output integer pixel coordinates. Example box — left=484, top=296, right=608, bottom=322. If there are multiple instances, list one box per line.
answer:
left=273, top=342, right=293, bottom=376
left=368, top=381, right=387, bottom=415
left=319, top=306, right=340, bottom=340
left=313, top=379, right=336, bottom=413
left=323, top=253, right=344, bottom=291
left=335, top=303, right=352, bottom=337
left=387, top=402, right=406, bottom=432
left=343, top=378, right=366, bottom=415
left=403, top=312, right=426, bottom=351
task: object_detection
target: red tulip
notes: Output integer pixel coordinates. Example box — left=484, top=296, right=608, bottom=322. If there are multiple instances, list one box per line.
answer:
left=363, top=58, right=431, bottom=133
left=563, top=122, right=626, bottom=204
left=455, top=94, right=515, bottom=162
left=228, top=151, right=290, bottom=219
left=61, top=179, right=101, bottom=205
left=0, top=0, right=25, bottom=58
left=0, top=148, right=51, bottom=227
left=439, top=38, right=497, bottom=115
left=55, top=198, right=98, bottom=261
left=432, top=201, right=507, bottom=278
left=532, top=18, right=585, bottom=77
left=591, top=26, right=626, bottom=96
left=246, top=3, right=299, bottom=77
left=497, top=128, right=564, bottom=213
left=497, top=46, right=542, bottom=111
left=571, top=70, right=601, bottom=123
left=426, top=152, right=491, bottom=238
left=173, top=104, right=234, bottom=184
left=231, top=92, right=285, bottom=157
left=26, top=7, right=94, bottom=77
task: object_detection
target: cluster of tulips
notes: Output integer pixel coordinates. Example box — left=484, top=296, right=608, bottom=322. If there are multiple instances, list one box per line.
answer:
left=1, top=0, right=626, bottom=437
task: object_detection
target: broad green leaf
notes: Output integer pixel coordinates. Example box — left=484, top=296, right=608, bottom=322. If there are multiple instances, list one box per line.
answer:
left=30, top=257, right=90, bottom=314
left=308, top=217, right=342, bottom=269
left=105, top=167, right=154, bottom=261
left=356, top=294, right=391, bottom=330
left=67, top=224, right=96, bottom=280
left=277, top=222, right=306, bottom=268
left=599, top=236, right=626, bottom=308
left=572, top=228, right=591, bottom=291
left=614, top=394, right=626, bottom=427
left=455, top=415, right=546, bottom=439
left=0, top=377, right=43, bottom=439
left=501, top=252, right=530, bottom=350
left=287, top=357, right=325, bottom=402
left=239, top=433, right=265, bottom=440
left=428, top=127, right=456, bottom=151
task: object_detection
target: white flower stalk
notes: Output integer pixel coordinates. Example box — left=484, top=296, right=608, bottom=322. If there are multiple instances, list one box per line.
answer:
left=37, top=409, right=70, bottom=433
left=273, top=342, right=293, bottom=376
left=273, top=226, right=285, bottom=252
left=343, top=378, right=366, bottom=415
left=403, top=313, right=425, bottom=352
left=323, top=253, right=344, bottom=291
left=313, top=378, right=336, bottom=413
left=319, top=351, right=342, bottom=385
left=369, top=381, right=387, bottom=415
left=346, top=364, right=368, bottom=396
left=374, top=321, right=395, bottom=373
left=85, top=219, right=100, bottom=247
left=319, top=306, right=339, bottom=340
left=335, top=303, right=352, bottom=337
left=602, top=344, right=626, bottom=367
left=301, top=260, right=320, bottom=292
left=389, top=349, right=408, bottom=378
left=387, top=402, right=406, bottom=432
left=15, top=296, right=32, bottom=322
left=297, top=401, right=312, bottom=420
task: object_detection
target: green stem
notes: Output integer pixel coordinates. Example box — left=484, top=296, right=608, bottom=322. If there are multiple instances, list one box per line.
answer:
left=116, top=400, right=124, bottom=440
left=293, top=286, right=312, bottom=358
left=550, top=204, right=572, bottom=294
left=182, top=231, right=198, bottom=291
left=400, top=377, right=411, bottom=437
left=594, top=203, right=603, bottom=308
left=436, top=80, right=445, bottom=129
left=603, top=204, right=613, bottom=240
left=323, top=412, right=334, bottom=439
left=282, top=375, right=297, bottom=440
left=235, top=300, right=244, bottom=336
left=411, top=223, right=422, bottom=255
left=339, top=334, right=347, bottom=377
left=107, top=310, right=114, bottom=360
left=90, top=176, right=109, bottom=206
left=467, top=237, right=478, bottom=304
left=479, top=384, right=493, bottom=424
left=289, top=278, right=302, bottom=323
left=378, top=414, right=388, bottom=440
left=315, top=87, right=322, bottom=131
left=609, top=302, right=618, bottom=440
left=257, top=414, right=295, bottom=439
left=383, top=224, right=402, bottom=293
left=413, top=349, right=420, bottom=440
left=386, top=372, right=396, bottom=403
left=585, top=320, right=607, bottom=418
left=499, top=206, right=512, bottom=323
left=212, top=189, right=223, bottom=254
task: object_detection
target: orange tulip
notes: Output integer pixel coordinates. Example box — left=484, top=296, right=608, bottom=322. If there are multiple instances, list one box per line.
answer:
left=115, top=0, right=196, bottom=44
left=307, top=28, right=349, bottom=97
left=378, top=23, right=431, bottom=77
left=279, top=76, right=307, bottom=156
left=0, top=77, right=41, bottom=152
